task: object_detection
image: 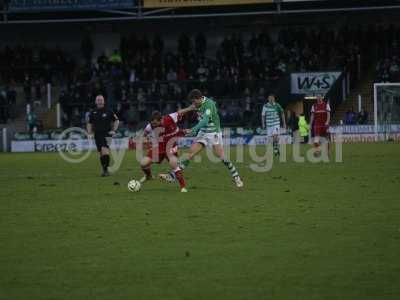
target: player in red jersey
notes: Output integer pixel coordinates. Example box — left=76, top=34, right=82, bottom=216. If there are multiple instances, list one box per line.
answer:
left=140, top=106, right=194, bottom=192
left=310, top=95, right=331, bottom=156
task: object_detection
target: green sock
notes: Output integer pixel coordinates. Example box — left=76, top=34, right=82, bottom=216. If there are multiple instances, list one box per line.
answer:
left=180, top=159, right=190, bottom=170
left=222, top=159, right=239, bottom=178
left=273, top=139, right=279, bottom=152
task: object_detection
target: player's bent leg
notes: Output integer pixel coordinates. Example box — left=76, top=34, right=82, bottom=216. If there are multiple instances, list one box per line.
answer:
left=164, top=142, right=205, bottom=183
left=170, top=160, right=187, bottom=192
left=159, top=155, right=179, bottom=184
left=213, top=144, right=244, bottom=188
left=159, top=156, right=187, bottom=191
left=140, top=156, right=153, bottom=183
left=179, top=142, right=204, bottom=170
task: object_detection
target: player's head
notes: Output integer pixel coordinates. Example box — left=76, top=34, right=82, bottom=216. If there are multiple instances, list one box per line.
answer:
left=150, top=111, right=162, bottom=128
left=95, top=95, right=105, bottom=108
left=268, top=93, right=276, bottom=103
left=188, top=89, right=203, bottom=108
left=316, top=94, right=324, bottom=103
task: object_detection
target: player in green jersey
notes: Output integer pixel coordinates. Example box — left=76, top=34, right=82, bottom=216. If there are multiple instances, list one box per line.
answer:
left=261, top=94, right=286, bottom=156
left=160, top=89, right=244, bottom=189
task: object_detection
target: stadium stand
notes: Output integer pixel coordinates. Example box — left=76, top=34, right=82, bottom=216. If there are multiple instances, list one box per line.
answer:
left=1, top=23, right=399, bottom=130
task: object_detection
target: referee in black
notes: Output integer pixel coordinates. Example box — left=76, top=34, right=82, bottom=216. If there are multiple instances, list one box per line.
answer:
left=87, top=95, right=119, bottom=176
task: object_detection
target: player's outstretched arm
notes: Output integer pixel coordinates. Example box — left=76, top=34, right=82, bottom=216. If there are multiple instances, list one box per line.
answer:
left=281, top=111, right=287, bottom=129
left=177, top=104, right=196, bottom=116
left=326, top=111, right=331, bottom=126
left=86, top=122, right=93, bottom=136
left=87, top=112, right=93, bottom=136
left=111, top=119, right=120, bottom=133
left=109, top=113, right=120, bottom=136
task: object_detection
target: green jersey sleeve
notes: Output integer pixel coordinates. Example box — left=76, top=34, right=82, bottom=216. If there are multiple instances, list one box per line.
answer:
left=191, top=109, right=211, bottom=135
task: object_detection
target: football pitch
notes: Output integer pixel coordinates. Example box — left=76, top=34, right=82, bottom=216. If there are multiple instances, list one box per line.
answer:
left=0, top=143, right=400, bottom=300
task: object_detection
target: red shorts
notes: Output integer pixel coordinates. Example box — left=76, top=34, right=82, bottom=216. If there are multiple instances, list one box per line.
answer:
left=146, top=145, right=178, bottom=163
left=313, top=124, right=329, bottom=137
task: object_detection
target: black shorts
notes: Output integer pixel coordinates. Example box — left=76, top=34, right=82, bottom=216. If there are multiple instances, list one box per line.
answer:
left=94, top=132, right=110, bottom=152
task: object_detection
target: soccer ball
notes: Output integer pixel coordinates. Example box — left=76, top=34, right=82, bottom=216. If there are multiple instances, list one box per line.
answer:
left=128, top=180, right=141, bottom=192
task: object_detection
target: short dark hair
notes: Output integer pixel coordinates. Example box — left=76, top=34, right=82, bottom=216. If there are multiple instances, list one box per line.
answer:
left=151, top=111, right=162, bottom=121
left=188, top=89, right=203, bottom=101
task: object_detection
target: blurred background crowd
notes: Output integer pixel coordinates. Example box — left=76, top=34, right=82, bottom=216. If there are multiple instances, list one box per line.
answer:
left=0, top=23, right=399, bottom=129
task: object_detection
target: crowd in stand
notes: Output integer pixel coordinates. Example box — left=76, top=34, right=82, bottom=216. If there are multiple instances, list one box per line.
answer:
left=374, top=23, right=400, bottom=83
left=59, top=26, right=372, bottom=128
left=344, top=108, right=369, bottom=125
left=0, top=45, right=74, bottom=84
left=0, top=23, right=399, bottom=127
left=0, top=82, right=17, bottom=123
left=376, top=56, right=400, bottom=82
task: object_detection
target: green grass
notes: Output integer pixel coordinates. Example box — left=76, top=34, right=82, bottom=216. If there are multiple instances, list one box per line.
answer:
left=0, top=143, right=400, bottom=300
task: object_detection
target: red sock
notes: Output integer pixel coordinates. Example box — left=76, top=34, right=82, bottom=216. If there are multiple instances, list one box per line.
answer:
left=174, top=168, right=186, bottom=189
left=142, top=166, right=152, bottom=179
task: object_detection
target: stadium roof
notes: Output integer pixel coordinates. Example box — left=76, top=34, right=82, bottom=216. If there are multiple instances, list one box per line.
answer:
left=1, top=0, right=400, bottom=24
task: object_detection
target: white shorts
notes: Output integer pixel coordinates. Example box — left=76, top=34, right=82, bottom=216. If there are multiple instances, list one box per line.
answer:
left=195, top=132, right=223, bottom=148
left=267, top=125, right=280, bottom=137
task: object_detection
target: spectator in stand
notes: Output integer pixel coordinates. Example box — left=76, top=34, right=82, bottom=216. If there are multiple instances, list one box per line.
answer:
left=26, top=109, right=38, bottom=133
left=195, top=32, right=207, bottom=56
left=153, top=35, right=164, bottom=54
left=0, top=89, right=8, bottom=123
left=34, top=78, right=42, bottom=103
left=166, top=68, right=177, bottom=81
left=178, top=33, right=192, bottom=58
left=124, top=104, right=139, bottom=129
left=129, top=68, right=138, bottom=86
left=81, top=36, right=94, bottom=63
left=6, top=82, right=17, bottom=121
left=197, top=64, right=208, bottom=83
left=243, top=95, right=253, bottom=126
left=256, top=87, right=266, bottom=104
left=108, top=49, right=122, bottom=66
left=345, top=108, right=357, bottom=125
left=227, top=100, right=240, bottom=123
left=357, top=109, right=369, bottom=124
left=177, top=65, right=188, bottom=81
left=389, top=56, right=400, bottom=81
left=23, top=73, right=32, bottom=103
left=220, top=104, right=228, bottom=123
left=137, top=88, right=147, bottom=121
left=71, top=108, right=82, bottom=127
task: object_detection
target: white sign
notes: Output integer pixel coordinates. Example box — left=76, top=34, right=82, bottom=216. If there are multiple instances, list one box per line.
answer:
left=12, top=136, right=292, bottom=153
left=291, top=72, right=341, bottom=95
left=11, top=141, right=35, bottom=152
left=11, top=138, right=129, bottom=153
left=14, top=132, right=399, bottom=153
left=331, top=133, right=400, bottom=143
